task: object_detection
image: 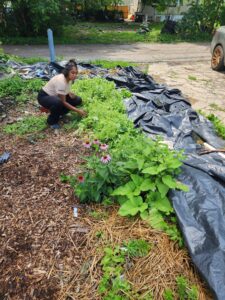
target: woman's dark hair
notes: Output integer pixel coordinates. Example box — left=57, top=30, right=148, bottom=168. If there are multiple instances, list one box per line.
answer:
left=62, top=59, right=78, bottom=78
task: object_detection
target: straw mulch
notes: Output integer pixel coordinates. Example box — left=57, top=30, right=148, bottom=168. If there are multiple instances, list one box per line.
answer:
left=0, top=113, right=213, bottom=299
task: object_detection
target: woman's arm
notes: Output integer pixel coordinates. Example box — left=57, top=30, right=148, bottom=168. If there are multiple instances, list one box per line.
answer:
left=58, top=94, right=87, bottom=117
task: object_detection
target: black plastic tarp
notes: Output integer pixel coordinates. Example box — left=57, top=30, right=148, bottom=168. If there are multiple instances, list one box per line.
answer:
left=2, top=60, right=225, bottom=299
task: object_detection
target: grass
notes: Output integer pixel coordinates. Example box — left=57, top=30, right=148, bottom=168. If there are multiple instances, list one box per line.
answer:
left=2, top=115, right=47, bottom=135
left=188, top=75, right=197, bottom=81
left=209, top=103, right=225, bottom=112
left=89, top=59, right=137, bottom=68
left=0, top=22, right=211, bottom=45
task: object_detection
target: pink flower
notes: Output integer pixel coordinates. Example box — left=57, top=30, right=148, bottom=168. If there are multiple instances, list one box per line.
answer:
left=83, top=140, right=91, bottom=148
left=93, top=139, right=100, bottom=145
left=77, top=175, right=85, bottom=183
left=101, top=154, right=111, bottom=164
left=100, top=143, right=109, bottom=151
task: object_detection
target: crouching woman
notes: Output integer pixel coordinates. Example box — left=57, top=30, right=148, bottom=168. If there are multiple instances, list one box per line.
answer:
left=37, top=59, right=86, bottom=129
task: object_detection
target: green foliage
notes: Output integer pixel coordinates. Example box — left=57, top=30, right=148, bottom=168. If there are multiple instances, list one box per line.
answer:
left=207, top=114, right=225, bottom=140
left=110, top=134, right=187, bottom=245
left=163, top=276, right=198, bottom=300
left=99, top=241, right=151, bottom=299
left=176, top=276, right=198, bottom=300
left=163, top=289, right=174, bottom=300
left=71, top=78, right=133, bottom=141
left=98, top=246, right=131, bottom=300
left=89, top=210, right=109, bottom=220
left=124, top=239, right=151, bottom=258
left=188, top=75, right=197, bottom=81
left=65, top=139, right=123, bottom=203
left=89, top=59, right=137, bottom=69
left=3, top=115, right=47, bottom=135
left=0, top=76, right=26, bottom=98
left=0, top=75, right=44, bottom=103
left=178, top=1, right=224, bottom=37
left=1, top=21, right=211, bottom=45
left=65, top=77, right=187, bottom=245
left=0, top=0, right=69, bottom=36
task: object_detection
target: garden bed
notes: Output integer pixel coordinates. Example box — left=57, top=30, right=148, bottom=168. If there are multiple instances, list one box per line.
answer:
left=0, top=130, right=212, bottom=299
left=0, top=102, right=213, bottom=300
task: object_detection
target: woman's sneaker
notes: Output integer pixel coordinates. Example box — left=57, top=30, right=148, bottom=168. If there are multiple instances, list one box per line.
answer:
left=50, top=124, right=60, bottom=129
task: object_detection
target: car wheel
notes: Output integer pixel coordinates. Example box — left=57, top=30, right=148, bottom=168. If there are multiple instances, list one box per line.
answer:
left=211, top=45, right=225, bottom=71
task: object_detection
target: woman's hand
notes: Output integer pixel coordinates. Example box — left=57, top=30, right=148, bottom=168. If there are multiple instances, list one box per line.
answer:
left=77, top=109, right=87, bottom=117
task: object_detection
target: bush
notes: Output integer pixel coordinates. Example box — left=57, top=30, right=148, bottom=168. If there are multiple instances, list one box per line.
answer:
left=178, top=1, right=225, bottom=38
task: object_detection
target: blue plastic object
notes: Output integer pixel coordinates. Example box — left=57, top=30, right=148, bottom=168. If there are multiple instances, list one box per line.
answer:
left=47, top=28, right=55, bottom=63
left=0, top=152, right=10, bottom=164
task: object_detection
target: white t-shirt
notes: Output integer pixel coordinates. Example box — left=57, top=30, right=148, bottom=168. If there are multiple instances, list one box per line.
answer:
left=43, top=74, right=71, bottom=96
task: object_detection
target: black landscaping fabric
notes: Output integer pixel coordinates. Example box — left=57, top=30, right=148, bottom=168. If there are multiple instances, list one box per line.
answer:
left=2, top=60, right=225, bottom=299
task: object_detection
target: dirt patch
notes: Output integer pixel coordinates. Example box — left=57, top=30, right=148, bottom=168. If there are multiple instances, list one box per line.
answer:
left=148, top=61, right=225, bottom=123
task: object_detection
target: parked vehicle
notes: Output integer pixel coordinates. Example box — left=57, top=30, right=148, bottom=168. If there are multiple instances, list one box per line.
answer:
left=211, top=26, right=225, bottom=71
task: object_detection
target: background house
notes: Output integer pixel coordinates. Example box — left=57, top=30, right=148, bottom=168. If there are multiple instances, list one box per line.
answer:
left=115, top=0, right=192, bottom=21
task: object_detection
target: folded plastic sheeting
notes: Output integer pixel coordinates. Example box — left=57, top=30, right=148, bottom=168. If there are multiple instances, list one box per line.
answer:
left=170, top=154, right=225, bottom=300
left=3, top=61, right=225, bottom=298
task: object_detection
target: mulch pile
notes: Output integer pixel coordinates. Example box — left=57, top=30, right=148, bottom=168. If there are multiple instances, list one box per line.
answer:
left=0, top=104, right=213, bottom=299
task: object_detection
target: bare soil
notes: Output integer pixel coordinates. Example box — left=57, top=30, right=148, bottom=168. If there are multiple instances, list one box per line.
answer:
left=149, top=61, right=225, bottom=122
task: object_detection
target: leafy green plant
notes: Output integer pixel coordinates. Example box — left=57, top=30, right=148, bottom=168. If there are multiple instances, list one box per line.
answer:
left=207, top=113, right=225, bottom=140
left=3, top=115, right=47, bottom=135
left=99, top=241, right=151, bottom=299
left=66, top=78, right=187, bottom=244
left=163, top=288, right=174, bottom=300
left=124, top=239, right=151, bottom=258
left=176, top=276, right=198, bottom=300
left=71, top=77, right=133, bottom=141
left=111, top=135, right=187, bottom=244
left=98, top=246, right=131, bottom=300
left=163, top=276, right=198, bottom=300
left=0, top=75, right=44, bottom=103
left=89, top=210, right=109, bottom=220
left=62, top=139, right=124, bottom=203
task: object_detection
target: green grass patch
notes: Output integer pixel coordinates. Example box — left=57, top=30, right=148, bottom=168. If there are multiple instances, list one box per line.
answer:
left=89, top=59, right=137, bottom=69
left=1, top=22, right=211, bottom=45
left=3, top=115, right=47, bottom=135
left=209, top=103, right=225, bottom=112
left=188, top=75, right=197, bottom=81
left=0, top=76, right=44, bottom=103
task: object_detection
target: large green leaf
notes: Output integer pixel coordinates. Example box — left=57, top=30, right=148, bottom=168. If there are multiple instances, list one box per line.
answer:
left=167, top=160, right=182, bottom=169
left=176, top=181, right=189, bottom=192
left=118, top=196, right=148, bottom=217
left=112, top=181, right=135, bottom=196
left=152, top=197, right=173, bottom=214
left=136, top=157, right=145, bottom=170
left=142, top=166, right=160, bottom=175
left=148, top=209, right=167, bottom=230
left=156, top=180, right=169, bottom=197
left=140, top=178, right=155, bottom=192
left=162, top=175, right=177, bottom=188
left=131, top=174, right=143, bottom=187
